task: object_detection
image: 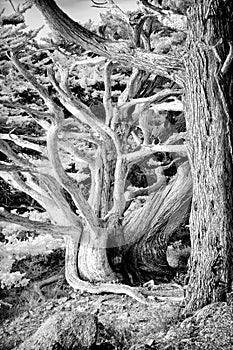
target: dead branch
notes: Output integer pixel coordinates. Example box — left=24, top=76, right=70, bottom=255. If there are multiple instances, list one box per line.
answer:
left=48, top=68, right=109, bottom=139
left=0, top=140, right=35, bottom=168
left=111, top=155, right=127, bottom=216
left=47, top=123, right=100, bottom=233
left=0, top=208, right=74, bottom=237
left=38, top=174, right=82, bottom=227
left=0, top=162, right=33, bottom=172
left=119, top=88, right=182, bottom=110
left=70, top=57, right=106, bottom=73
left=3, top=102, right=51, bottom=130
left=103, top=61, right=114, bottom=126
left=33, top=0, right=184, bottom=85
left=33, top=0, right=106, bottom=54
left=7, top=172, right=51, bottom=205
left=48, top=68, right=122, bottom=154
left=126, top=143, right=187, bottom=164
left=0, top=134, right=46, bottom=154
left=59, top=141, right=94, bottom=166
left=152, top=98, right=183, bottom=112
left=9, top=53, right=64, bottom=122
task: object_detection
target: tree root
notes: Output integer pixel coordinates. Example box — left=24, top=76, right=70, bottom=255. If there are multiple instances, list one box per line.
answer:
left=81, top=282, right=151, bottom=304
left=33, top=272, right=64, bottom=301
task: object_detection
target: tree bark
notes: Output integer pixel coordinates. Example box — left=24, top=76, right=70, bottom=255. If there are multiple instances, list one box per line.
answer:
left=33, top=0, right=184, bottom=85
left=184, top=0, right=233, bottom=313
left=123, top=161, right=192, bottom=283
left=78, top=227, right=118, bottom=282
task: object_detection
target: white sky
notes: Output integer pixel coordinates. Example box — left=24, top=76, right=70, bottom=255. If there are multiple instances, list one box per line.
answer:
left=0, top=0, right=138, bottom=37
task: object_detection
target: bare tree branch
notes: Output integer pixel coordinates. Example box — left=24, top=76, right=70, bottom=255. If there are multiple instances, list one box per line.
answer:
left=48, top=68, right=108, bottom=137
left=119, top=69, right=147, bottom=105
left=119, top=89, right=182, bottom=109
left=152, top=98, right=183, bottom=112
left=38, top=174, right=82, bottom=227
left=33, top=0, right=106, bottom=54
left=103, top=61, right=113, bottom=126
left=1, top=1, right=33, bottom=25
left=10, top=172, right=51, bottom=203
left=9, top=53, right=64, bottom=122
left=0, top=208, right=75, bottom=237
left=0, top=140, right=35, bottom=168
left=112, top=155, right=127, bottom=215
left=48, top=68, right=122, bottom=153
left=70, top=57, right=106, bottom=73
left=3, top=102, right=51, bottom=130
left=0, top=134, right=46, bottom=154
left=47, top=123, right=100, bottom=233
left=0, top=162, right=32, bottom=172
left=33, top=0, right=184, bottom=85
left=126, top=144, right=187, bottom=164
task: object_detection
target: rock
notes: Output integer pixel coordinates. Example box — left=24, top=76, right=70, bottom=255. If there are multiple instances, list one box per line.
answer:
left=160, top=302, right=233, bottom=350
left=15, top=311, right=97, bottom=350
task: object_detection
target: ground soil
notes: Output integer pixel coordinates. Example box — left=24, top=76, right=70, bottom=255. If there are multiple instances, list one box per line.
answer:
left=0, top=283, right=184, bottom=350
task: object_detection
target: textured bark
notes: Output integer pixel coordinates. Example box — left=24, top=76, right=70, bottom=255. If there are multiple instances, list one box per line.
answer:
left=33, top=0, right=184, bottom=85
left=64, top=235, right=149, bottom=303
left=184, top=1, right=233, bottom=313
left=78, top=228, right=118, bottom=282
left=123, top=161, right=192, bottom=283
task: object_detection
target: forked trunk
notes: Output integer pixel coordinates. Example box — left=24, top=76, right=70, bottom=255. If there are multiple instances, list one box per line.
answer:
left=184, top=1, right=233, bottom=313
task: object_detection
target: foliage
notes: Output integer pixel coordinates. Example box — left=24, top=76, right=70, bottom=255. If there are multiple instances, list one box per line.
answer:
left=0, top=211, right=64, bottom=289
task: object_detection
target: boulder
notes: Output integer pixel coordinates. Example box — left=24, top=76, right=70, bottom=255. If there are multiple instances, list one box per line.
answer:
left=16, top=311, right=97, bottom=350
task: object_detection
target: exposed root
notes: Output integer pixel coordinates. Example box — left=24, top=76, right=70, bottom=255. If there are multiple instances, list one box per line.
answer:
left=75, top=279, right=150, bottom=304
left=33, top=272, right=64, bottom=301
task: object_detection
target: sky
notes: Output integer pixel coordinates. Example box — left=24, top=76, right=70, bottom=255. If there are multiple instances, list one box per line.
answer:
left=0, top=0, right=138, bottom=36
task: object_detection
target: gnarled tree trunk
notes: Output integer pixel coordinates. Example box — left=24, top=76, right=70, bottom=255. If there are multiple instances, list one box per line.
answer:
left=123, top=161, right=192, bottom=283
left=78, top=227, right=118, bottom=282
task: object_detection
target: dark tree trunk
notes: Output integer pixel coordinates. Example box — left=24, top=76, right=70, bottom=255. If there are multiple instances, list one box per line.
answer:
left=184, top=0, right=233, bottom=313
